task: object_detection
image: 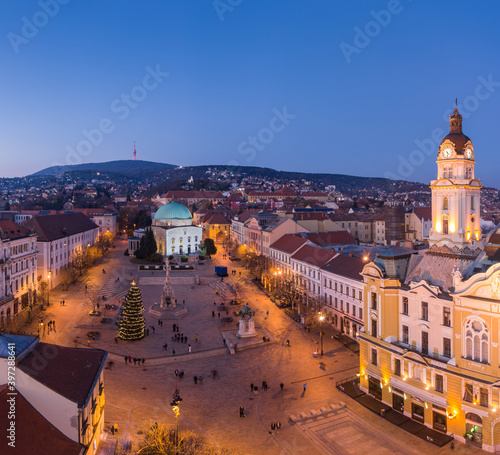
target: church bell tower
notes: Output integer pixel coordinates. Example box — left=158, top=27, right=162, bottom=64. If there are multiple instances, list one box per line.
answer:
left=429, top=103, right=482, bottom=249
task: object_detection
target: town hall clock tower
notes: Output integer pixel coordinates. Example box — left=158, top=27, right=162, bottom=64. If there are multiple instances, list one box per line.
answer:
left=429, top=104, right=482, bottom=249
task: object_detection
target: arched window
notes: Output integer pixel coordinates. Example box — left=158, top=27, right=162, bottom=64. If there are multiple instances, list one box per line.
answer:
left=442, top=215, right=449, bottom=235
left=464, top=319, right=489, bottom=363
left=466, top=330, right=472, bottom=358
left=172, top=238, right=175, bottom=244
left=466, top=167, right=472, bottom=179
left=471, top=196, right=475, bottom=210
left=443, top=197, right=449, bottom=210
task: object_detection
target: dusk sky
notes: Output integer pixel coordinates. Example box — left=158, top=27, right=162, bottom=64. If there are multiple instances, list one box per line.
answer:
left=1, top=1, right=500, bottom=186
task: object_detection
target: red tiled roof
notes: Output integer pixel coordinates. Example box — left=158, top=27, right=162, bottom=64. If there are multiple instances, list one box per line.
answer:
left=270, top=234, right=308, bottom=254
left=294, top=212, right=329, bottom=221
left=164, top=190, right=224, bottom=199
left=302, top=231, right=357, bottom=246
left=234, top=210, right=260, bottom=223
left=413, top=207, right=432, bottom=221
left=321, top=254, right=364, bottom=281
left=204, top=213, right=230, bottom=225
left=0, top=220, right=33, bottom=240
left=0, top=386, right=85, bottom=455
left=291, top=245, right=337, bottom=267
left=24, top=213, right=98, bottom=242
left=301, top=192, right=328, bottom=197
left=19, top=343, right=107, bottom=405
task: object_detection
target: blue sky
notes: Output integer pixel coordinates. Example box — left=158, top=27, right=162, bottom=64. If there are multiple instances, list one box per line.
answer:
left=1, top=1, right=500, bottom=186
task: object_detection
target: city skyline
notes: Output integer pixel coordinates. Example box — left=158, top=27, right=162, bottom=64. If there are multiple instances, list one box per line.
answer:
left=2, top=1, right=500, bottom=186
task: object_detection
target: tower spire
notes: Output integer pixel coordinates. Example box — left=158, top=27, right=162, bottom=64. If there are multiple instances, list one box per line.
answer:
left=449, top=101, right=462, bottom=133
left=133, top=140, right=136, bottom=160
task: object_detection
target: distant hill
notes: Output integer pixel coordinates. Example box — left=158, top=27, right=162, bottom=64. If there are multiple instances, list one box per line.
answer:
left=31, top=160, right=176, bottom=177
left=145, top=165, right=431, bottom=196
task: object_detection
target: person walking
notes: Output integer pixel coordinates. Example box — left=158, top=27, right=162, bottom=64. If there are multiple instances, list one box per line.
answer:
left=250, top=383, right=254, bottom=393
left=271, top=422, right=276, bottom=434
left=172, top=349, right=176, bottom=356
left=276, top=421, right=281, bottom=433
left=175, top=369, right=179, bottom=377
left=193, top=376, right=198, bottom=384
left=280, top=382, right=284, bottom=391
left=303, top=383, right=307, bottom=393
left=184, top=336, right=188, bottom=344
left=239, top=406, right=245, bottom=418
left=113, top=423, right=118, bottom=434
left=195, top=333, right=198, bottom=342
left=212, top=310, right=215, bottom=318
left=124, top=355, right=127, bottom=364
left=218, top=312, right=220, bottom=318
left=266, top=310, right=269, bottom=317
left=172, top=323, right=176, bottom=332
left=188, top=344, right=192, bottom=353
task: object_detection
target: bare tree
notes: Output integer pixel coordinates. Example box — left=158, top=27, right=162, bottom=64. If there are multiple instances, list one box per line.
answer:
left=135, top=422, right=241, bottom=455
left=59, top=264, right=73, bottom=291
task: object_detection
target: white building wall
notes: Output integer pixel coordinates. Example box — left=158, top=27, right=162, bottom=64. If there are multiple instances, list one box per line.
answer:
left=321, top=270, right=364, bottom=339
left=14, top=367, right=79, bottom=442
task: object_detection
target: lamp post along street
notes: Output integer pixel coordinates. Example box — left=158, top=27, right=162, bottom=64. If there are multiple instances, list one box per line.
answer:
left=170, top=387, right=182, bottom=452
left=319, top=313, right=325, bottom=356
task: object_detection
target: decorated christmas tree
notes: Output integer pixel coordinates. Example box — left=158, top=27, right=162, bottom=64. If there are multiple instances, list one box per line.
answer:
left=117, top=281, right=145, bottom=340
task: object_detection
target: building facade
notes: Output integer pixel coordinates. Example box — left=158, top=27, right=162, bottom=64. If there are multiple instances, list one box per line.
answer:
left=358, top=107, right=500, bottom=451
left=152, top=202, right=202, bottom=256
left=25, top=213, right=99, bottom=290
left=0, top=221, right=38, bottom=328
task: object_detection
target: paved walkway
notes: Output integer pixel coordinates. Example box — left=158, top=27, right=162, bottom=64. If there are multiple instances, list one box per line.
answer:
left=20, top=241, right=486, bottom=454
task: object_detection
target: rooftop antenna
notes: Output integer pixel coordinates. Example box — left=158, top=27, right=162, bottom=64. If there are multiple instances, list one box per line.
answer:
left=133, top=140, right=136, bottom=160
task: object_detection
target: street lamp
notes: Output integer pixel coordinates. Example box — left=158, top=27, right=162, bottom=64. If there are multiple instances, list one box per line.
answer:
left=170, top=388, right=182, bottom=451
left=319, top=313, right=325, bottom=356
left=47, top=272, right=51, bottom=306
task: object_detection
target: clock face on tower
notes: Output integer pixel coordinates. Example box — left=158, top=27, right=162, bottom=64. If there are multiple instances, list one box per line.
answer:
left=442, top=147, right=453, bottom=159
left=465, top=148, right=473, bottom=159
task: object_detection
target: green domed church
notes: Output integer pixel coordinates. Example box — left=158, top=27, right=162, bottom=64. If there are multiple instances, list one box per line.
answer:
left=151, top=202, right=202, bottom=256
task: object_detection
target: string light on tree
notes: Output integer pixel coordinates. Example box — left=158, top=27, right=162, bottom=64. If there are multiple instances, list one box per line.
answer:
left=117, top=280, right=145, bottom=340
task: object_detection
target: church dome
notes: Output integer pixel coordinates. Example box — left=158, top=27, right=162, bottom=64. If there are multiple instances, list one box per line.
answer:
left=154, top=202, right=192, bottom=221
left=439, top=104, right=471, bottom=155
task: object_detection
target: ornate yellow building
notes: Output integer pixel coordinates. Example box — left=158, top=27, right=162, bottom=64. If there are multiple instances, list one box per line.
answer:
left=359, top=106, right=500, bottom=451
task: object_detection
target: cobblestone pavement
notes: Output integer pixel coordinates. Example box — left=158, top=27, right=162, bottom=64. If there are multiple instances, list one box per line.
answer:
left=22, top=241, right=485, bottom=454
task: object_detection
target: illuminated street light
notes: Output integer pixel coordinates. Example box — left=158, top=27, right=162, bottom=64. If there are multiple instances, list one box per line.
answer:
left=47, top=271, right=51, bottom=306
left=170, top=387, right=183, bottom=451
left=319, top=313, right=325, bottom=356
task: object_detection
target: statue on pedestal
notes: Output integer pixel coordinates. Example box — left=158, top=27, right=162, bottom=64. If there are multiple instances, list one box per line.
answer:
left=161, top=266, right=176, bottom=309
left=237, top=303, right=257, bottom=338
